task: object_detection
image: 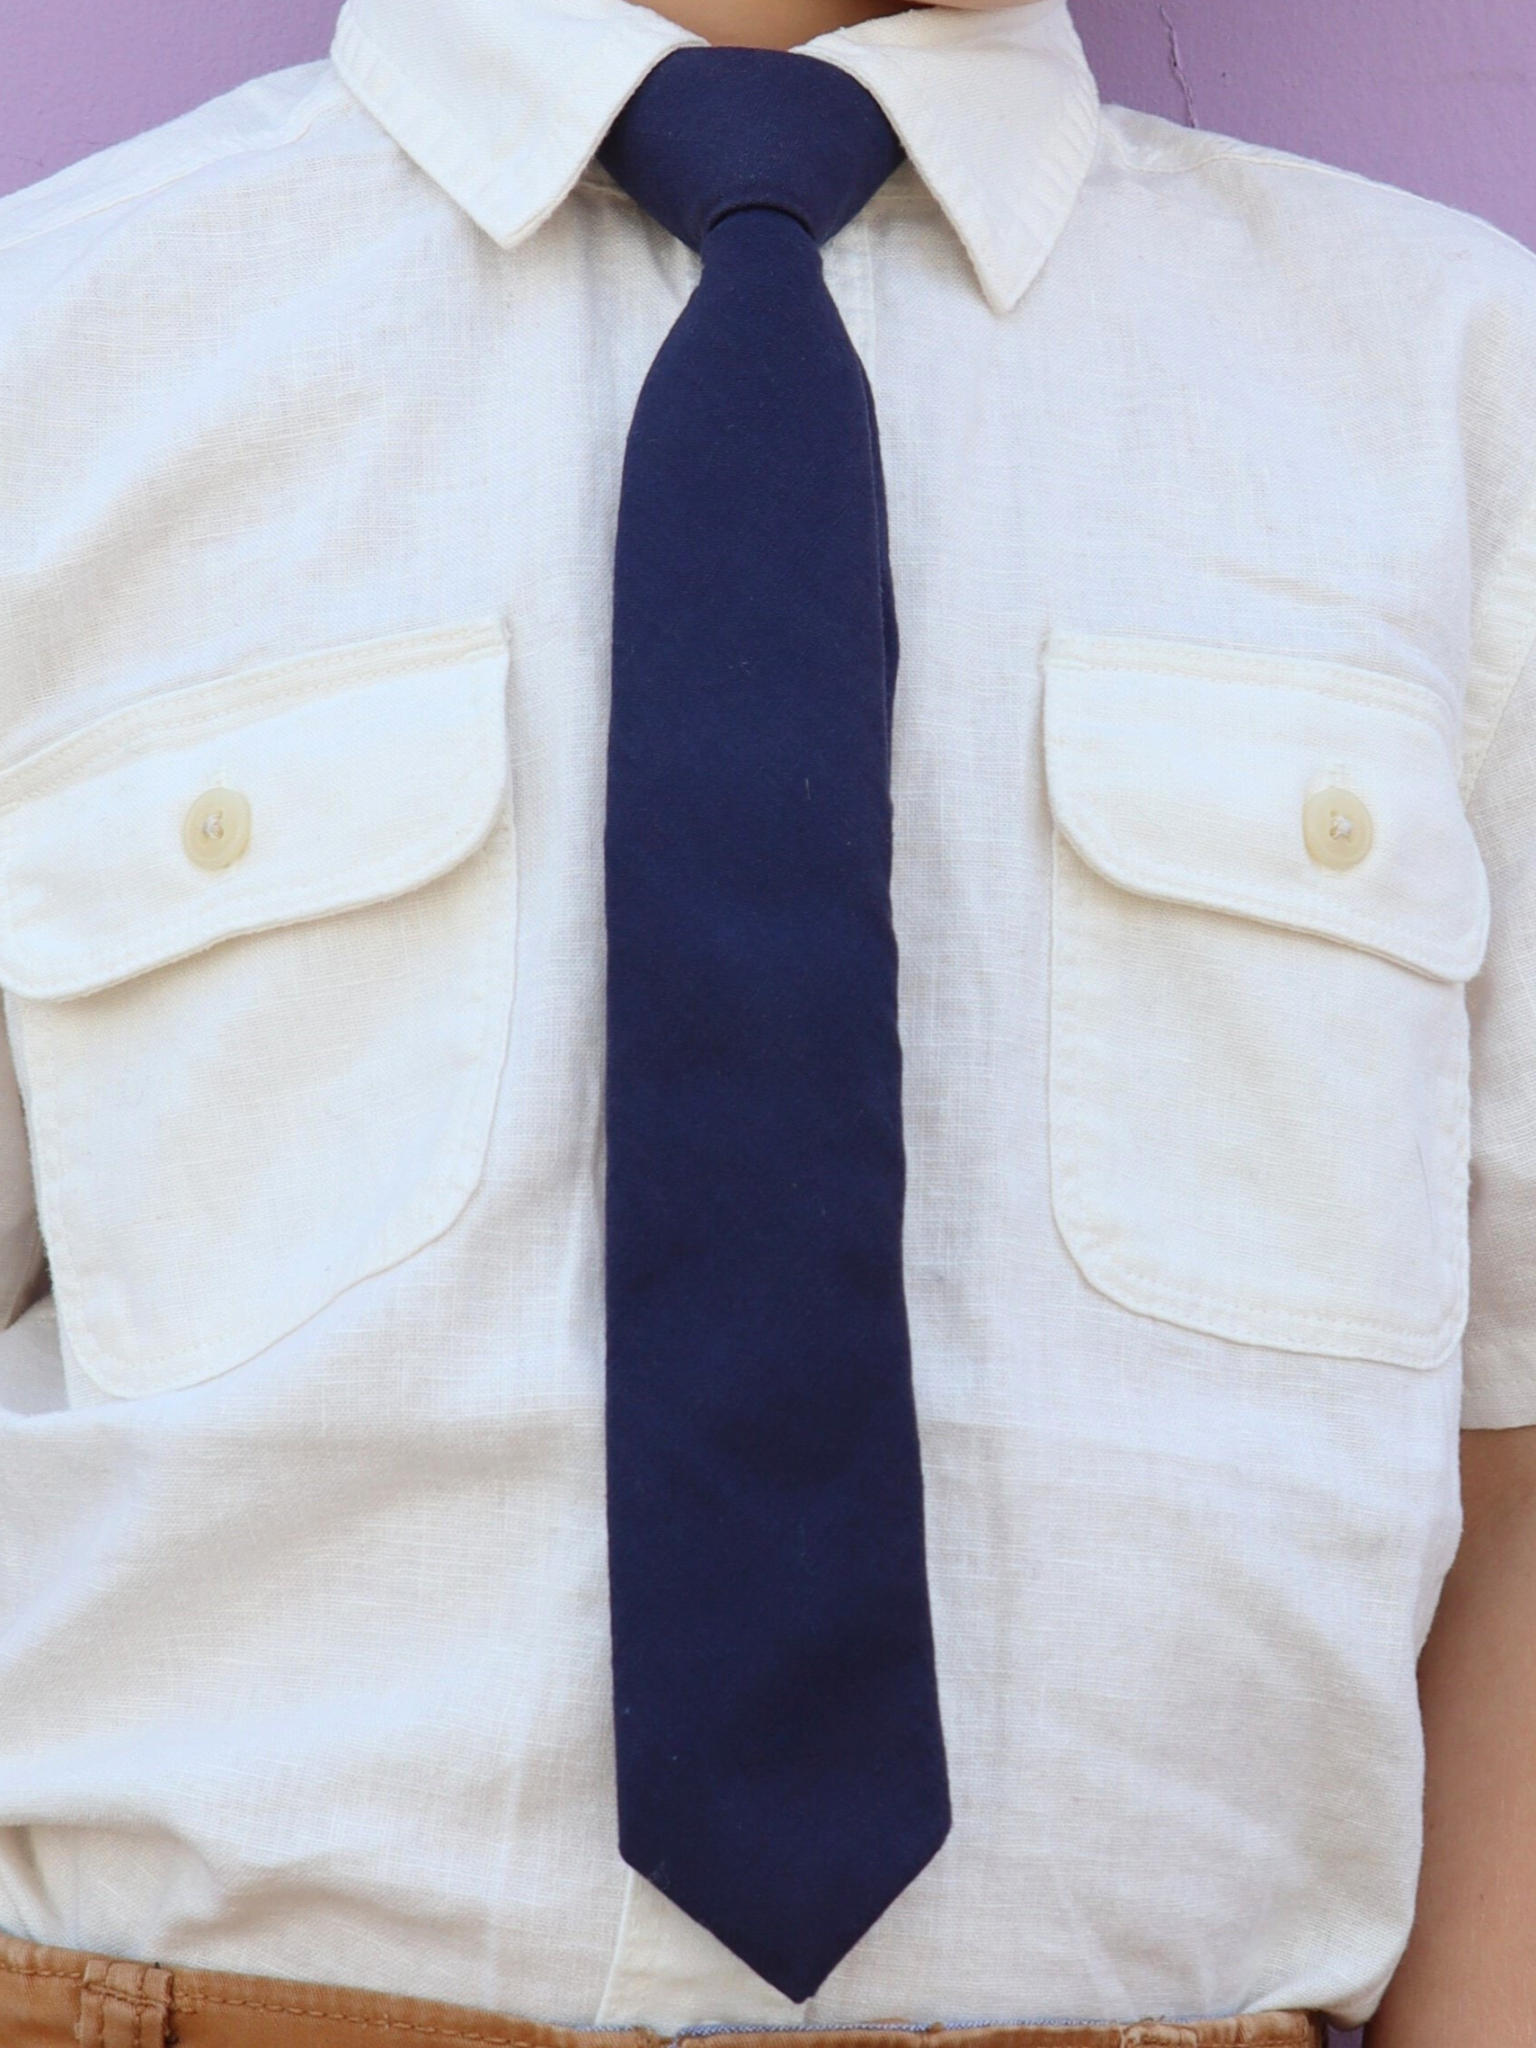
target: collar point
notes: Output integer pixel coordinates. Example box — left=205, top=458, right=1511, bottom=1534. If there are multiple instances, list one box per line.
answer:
left=979, top=272, right=1028, bottom=318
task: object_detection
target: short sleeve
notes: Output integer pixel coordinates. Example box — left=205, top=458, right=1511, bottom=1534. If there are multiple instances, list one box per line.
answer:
left=1462, top=547, right=1536, bottom=1427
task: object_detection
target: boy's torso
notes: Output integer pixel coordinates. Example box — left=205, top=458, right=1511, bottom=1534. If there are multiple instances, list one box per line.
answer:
left=0, top=5, right=1534, bottom=2030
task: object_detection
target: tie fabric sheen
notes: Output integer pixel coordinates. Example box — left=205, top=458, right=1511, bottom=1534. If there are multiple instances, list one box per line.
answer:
left=598, top=47, right=951, bottom=2003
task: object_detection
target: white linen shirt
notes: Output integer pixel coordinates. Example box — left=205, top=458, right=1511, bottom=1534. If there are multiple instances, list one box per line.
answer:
left=1, top=0, right=1536, bottom=2031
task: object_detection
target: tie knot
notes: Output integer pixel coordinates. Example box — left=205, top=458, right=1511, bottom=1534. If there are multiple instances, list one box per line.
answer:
left=597, top=46, right=904, bottom=253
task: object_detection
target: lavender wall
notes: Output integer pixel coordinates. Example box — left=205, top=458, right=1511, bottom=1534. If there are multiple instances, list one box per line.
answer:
left=2, top=3, right=1528, bottom=2041
left=1079, top=0, right=1535, bottom=247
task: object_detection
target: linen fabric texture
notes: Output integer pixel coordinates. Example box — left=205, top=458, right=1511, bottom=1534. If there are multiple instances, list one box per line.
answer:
left=598, top=48, right=948, bottom=2000
left=0, top=0, right=1534, bottom=2032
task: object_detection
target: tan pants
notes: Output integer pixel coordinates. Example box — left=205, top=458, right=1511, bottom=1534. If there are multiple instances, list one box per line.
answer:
left=0, top=1930, right=1326, bottom=2048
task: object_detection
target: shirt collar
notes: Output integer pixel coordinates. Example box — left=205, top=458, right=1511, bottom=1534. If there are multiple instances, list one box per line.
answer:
left=330, top=0, right=1099, bottom=315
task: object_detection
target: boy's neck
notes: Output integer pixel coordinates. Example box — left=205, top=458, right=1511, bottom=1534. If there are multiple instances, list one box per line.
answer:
left=633, top=0, right=920, bottom=50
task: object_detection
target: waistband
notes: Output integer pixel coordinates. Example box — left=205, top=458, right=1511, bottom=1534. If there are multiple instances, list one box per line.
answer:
left=0, top=1932, right=1326, bottom=2048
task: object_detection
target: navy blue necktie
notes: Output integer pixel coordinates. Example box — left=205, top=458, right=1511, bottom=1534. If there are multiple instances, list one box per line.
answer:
left=598, top=46, right=950, bottom=2003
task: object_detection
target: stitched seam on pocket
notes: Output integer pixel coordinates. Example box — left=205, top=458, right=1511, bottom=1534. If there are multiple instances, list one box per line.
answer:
left=1050, top=840, right=1466, bottom=1347
left=1048, top=813, right=1483, bottom=980
left=0, top=621, right=506, bottom=809
left=1044, top=642, right=1485, bottom=977
left=1047, top=834, right=1468, bottom=1364
left=2, top=801, right=499, bottom=1000
left=0, top=650, right=509, bottom=999
left=1047, top=634, right=1457, bottom=741
left=19, top=815, right=517, bottom=1394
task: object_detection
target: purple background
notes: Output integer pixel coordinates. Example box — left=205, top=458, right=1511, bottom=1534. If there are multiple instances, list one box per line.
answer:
left=5, top=0, right=1529, bottom=2039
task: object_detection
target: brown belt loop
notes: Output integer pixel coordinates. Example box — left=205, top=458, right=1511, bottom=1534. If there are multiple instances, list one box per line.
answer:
left=77, top=1956, right=173, bottom=2048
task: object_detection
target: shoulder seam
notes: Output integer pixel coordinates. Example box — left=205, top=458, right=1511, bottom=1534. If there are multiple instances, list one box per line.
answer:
left=0, top=69, right=350, bottom=258
left=1099, top=112, right=1536, bottom=271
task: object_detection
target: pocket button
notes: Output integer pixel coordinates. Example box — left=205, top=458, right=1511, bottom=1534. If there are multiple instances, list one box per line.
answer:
left=1302, top=786, right=1372, bottom=871
left=183, top=789, right=252, bottom=872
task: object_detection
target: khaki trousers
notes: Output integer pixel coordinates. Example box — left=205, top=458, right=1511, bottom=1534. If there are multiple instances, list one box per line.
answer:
left=0, top=1931, right=1326, bottom=2048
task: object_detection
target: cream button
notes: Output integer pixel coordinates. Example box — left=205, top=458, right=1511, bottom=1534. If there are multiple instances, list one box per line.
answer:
left=1303, top=786, right=1373, bottom=871
left=183, top=788, right=251, bottom=871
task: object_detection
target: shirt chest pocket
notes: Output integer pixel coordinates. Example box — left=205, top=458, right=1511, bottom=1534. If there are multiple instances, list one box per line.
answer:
left=1043, top=633, right=1490, bottom=1371
left=0, top=622, right=517, bottom=1400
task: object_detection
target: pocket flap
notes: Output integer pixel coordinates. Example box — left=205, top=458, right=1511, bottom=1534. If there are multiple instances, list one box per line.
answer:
left=1043, top=634, right=1490, bottom=983
left=0, top=622, right=509, bottom=1000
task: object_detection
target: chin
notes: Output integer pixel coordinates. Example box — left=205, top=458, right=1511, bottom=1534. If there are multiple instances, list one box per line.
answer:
left=912, top=0, right=1053, bottom=10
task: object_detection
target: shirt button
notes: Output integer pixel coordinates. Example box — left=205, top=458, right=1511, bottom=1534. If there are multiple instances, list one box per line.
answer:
left=183, top=788, right=252, bottom=871
left=1302, top=786, right=1373, bottom=870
